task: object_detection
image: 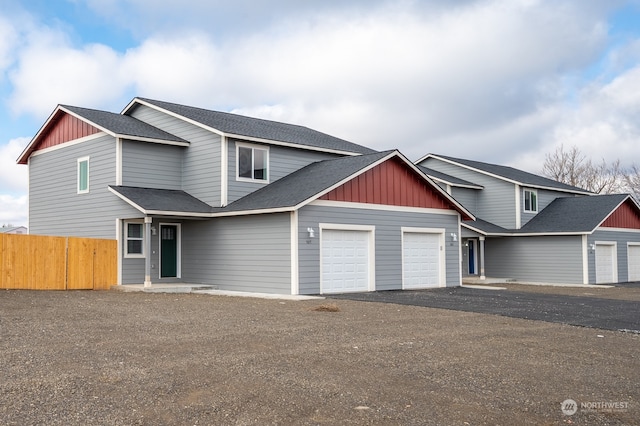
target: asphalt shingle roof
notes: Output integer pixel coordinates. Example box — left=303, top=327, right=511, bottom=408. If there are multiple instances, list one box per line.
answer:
left=432, top=154, right=591, bottom=193
left=63, top=105, right=187, bottom=143
left=135, top=98, right=376, bottom=155
left=519, top=194, right=629, bottom=233
left=418, top=166, right=483, bottom=188
left=109, top=186, right=213, bottom=214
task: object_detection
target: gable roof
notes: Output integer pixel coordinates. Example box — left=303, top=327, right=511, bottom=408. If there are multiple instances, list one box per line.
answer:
left=18, top=105, right=188, bottom=164
left=417, top=165, right=483, bottom=189
left=419, top=154, right=592, bottom=195
left=519, top=194, right=633, bottom=234
left=109, top=150, right=474, bottom=220
left=125, top=98, right=376, bottom=156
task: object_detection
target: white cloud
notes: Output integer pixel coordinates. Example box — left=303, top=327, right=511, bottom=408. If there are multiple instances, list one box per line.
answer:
left=0, top=137, right=29, bottom=193
left=0, top=194, right=27, bottom=227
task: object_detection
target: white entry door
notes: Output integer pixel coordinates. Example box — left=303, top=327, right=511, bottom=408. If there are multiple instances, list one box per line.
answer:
left=403, top=232, right=442, bottom=289
left=595, top=243, right=617, bottom=284
left=321, top=229, right=371, bottom=294
left=628, top=244, right=640, bottom=282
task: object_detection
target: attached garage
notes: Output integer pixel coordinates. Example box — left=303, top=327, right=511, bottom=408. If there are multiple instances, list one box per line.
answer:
left=402, top=229, right=444, bottom=289
left=628, top=243, right=640, bottom=282
left=320, top=226, right=374, bottom=294
left=595, top=242, right=617, bottom=284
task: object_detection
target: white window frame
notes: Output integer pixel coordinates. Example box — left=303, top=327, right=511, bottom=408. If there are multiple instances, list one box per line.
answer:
left=236, top=142, right=269, bottom=183
left=124, top=220, right=145, bottom=258
left=523, top=188, right=537, bottom=213
left=77, top=156, right=90, bottom=194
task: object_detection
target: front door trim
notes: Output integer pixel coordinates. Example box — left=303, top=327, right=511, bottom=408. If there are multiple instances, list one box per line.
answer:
left=159, top=222, right=181, bottom=279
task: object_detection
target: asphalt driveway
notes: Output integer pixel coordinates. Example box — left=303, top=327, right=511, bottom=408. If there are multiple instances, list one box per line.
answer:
left=331, top=285, right=640, bottom=333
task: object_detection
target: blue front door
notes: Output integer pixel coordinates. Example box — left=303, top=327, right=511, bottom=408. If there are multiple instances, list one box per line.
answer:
left=468, top=240, right=475, bottom=275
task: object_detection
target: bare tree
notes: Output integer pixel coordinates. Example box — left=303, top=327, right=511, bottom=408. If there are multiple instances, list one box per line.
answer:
left=624, top=164, right=640, bottom=201
left=542, top=145, right=625, bottom=194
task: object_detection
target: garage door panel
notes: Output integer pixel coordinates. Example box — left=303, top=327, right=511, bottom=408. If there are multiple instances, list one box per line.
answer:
left=321, top=229, right=370, bottom=294
left=628, top=245, right=640, bottom=282
left=595, top=243, right=616, bottom=284
left=403, top=232, right=441, bottom=289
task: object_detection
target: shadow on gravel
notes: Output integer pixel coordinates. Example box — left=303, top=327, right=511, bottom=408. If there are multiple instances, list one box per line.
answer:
left=330, top=287, right=640, bottom=333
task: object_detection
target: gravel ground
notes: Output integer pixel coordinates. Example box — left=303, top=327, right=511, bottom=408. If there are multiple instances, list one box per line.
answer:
left=1, top=289, right=638, bottom=425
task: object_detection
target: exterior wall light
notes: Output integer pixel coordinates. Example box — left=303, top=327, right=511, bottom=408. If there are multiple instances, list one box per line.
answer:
left=307, top=227, right=315, bottom=238
left=450, top=232, right=458, bottom=242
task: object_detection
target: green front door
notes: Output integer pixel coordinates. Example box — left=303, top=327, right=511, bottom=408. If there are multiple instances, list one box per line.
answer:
left=160, top=225, right=178, bottom=278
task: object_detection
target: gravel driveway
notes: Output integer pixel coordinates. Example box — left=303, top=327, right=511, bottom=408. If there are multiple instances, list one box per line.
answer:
left=1, top=289, right=638, bottom=425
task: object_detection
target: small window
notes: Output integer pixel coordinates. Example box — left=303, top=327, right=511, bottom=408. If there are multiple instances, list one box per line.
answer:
left=77, top=157, right=90, bottom=193
left=125, top=222, right=144, bottom=257
left=237, top=144, right=268, bottom=182
left=524, top=189, right=537, bottom=213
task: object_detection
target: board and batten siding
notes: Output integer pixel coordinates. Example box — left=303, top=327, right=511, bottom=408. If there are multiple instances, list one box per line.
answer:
left=420, top=158, right=516, bottom=229
left=128, top=104, right=222, bottom=206
left=297, top=204, right=461, bottom=294
left=29, top=134, right=140, bottom=238
left=227, top=139, right=341, bottom=203
left=484, top=235, right=584, bottom=284
left=121, top=140, right=183, bottom=190
left=180, top=214, right=292, bottom=293
left=588, top=229, right=640, bottom=284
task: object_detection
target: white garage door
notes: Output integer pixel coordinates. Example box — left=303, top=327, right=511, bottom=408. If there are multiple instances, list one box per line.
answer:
left=403, top=232, right=442, bottom=289
left=628, top=245, right=640, bottom=282
left=321, top=229, right=371, bottom=294
left=595, top=243, right=617, bottom=284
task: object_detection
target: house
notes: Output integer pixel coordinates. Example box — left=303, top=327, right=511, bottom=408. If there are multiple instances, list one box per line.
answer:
left=0, top=226, right=28, bottom=234
left=17, top=98, right=473, bottom=294
left=417, top=154, right=640, bottom=284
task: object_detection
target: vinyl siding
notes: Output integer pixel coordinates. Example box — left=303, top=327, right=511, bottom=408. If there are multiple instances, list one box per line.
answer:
left=227, top=139, right=341, bottom=203
left=29, top=134, right=140, bottom=238
left=128, top=104, right=222, bottom=206
left=588, top=229, right=640, bottom=284
left=121, top=140, right=183, bottom=190
left=484, top=235, right=583, bottom=283
left=520, top=188, right=576, bottom=226
left=180, top=214, right=291, bottom=293
left=450, top=187, right=478, bottom=213
left=298, top=204, right=460, bottom=294
left=420, top=158, right=516, bottom=228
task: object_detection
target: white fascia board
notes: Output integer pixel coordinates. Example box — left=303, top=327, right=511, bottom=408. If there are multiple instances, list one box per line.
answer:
left=310, top=199, right=461, bottom=216
left=28, top=133, right=107, bottom=158
left=460, top=222, right=489, bottom=236
left=117, top=135, right=190, bottom=147
left=108, top=187, right=149, bottom=214
left=597, top=226, right=640, bottom=234
left=59, top=106, right=117, bottom=137
left=415, top=153, right=433, bottom=164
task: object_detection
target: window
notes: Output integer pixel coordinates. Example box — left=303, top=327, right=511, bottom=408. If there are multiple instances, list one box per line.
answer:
left=77, top=157, right=90, bottom=193
left=237, top=143, right=268, bottom=182
left=125, top=222, right=144, bottom=257
left=524, top=189, right=537, bottom=213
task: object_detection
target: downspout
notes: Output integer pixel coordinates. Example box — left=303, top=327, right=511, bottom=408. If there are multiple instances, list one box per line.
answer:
left=144, top=216, right=152, bottom=288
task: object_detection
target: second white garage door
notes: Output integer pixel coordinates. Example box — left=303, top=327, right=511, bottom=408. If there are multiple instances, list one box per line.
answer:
left=403, top=231, right=443, bottom=289
left=321, top=229, right=372, bottom=294
left=595, top=243, right=617, bottom=284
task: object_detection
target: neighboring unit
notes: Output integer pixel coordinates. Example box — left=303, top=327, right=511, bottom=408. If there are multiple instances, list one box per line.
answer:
left=18, top=98, right=473, bottom=294
left=0, top=226, right=28, bottom=234
left=417, top=154, right=640, bottom=284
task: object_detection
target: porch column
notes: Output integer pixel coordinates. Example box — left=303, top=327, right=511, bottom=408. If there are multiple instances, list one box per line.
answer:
left=144, top=216, right=152, bottom=288
left=479, top=236, right=486, bottom=280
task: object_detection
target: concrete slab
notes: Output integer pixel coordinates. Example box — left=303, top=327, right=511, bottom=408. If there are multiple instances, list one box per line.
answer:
left=111, top=284, right=323, bottom=301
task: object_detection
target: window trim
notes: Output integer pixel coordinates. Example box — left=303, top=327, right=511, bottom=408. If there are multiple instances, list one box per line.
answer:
left=523, top=188, right=538, bottom=213
left=236, top=142, right=269, bottom=183
left=124, top=221, right=145, bottom=258
left=77, top=156, right=90, bottom=194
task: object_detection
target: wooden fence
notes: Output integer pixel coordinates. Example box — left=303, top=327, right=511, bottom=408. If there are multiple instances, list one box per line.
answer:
left=0, top=234, right=117, bottom=290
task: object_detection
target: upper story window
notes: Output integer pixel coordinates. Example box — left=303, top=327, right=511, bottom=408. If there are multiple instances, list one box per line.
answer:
left=125, top=221, right=144, bottom=257
left=523, top=189, right=537, bottom=213
left=77, top=156, right=90, bottom=194
left=237, top=143, right=269, bottom=182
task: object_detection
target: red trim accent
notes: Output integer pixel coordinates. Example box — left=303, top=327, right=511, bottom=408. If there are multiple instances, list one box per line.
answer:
left=320, top=158, right=458, bottom=212
left=602, top=199, right=640, bottom=229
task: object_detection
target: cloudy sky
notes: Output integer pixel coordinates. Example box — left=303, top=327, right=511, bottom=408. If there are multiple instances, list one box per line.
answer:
left=1, top=0, right=640, bottom=226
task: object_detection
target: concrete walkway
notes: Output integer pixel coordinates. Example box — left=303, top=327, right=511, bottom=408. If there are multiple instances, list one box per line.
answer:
left=111, top=284, right=323, bottom=301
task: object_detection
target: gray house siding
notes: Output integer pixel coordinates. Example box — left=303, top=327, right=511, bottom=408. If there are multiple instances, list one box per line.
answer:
left=121, top=140, right=183, bottom=190
left=227, top=139, right=341, bottom=203
left=29, top=134, right=140, bottom=238
left=420, top=158, right=516, bottom=228
left=484, top=235, right=584, bottom=283
left=450, top=187, right=478, bottom=214
left=129, top=104, right=222, bottom=206
left=297, top=204, right=461, bottom=294
left=520, top=188, right=576, bottom=227
left=588, top=229, right=640, bottom=284
left=180, top=214, right=292, bottom=293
